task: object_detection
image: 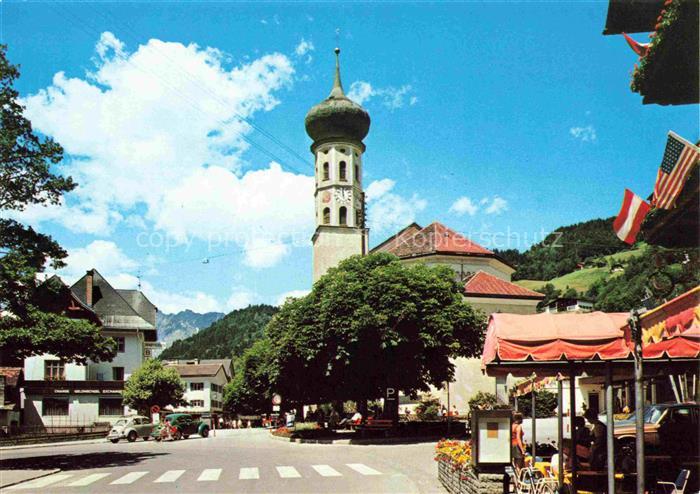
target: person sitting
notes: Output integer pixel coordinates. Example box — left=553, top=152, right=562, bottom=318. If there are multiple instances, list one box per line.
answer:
left=550, top=439, right=572, bottom=479
left=584, top=409, right=607, bottom=470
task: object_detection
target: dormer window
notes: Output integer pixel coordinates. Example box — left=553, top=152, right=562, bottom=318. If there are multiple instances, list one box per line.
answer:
left=339, top=161, right=347, bottom=181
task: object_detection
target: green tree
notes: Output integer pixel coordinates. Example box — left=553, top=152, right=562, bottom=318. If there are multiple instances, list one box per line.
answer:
left=266, top=253, right=486, bottom=406
left=0, top=44, right=115, bottom=365
left=415, top=395, right=440, bottom=421
left=517, top=390, right=558, bottom=418
left=468, top=391, right=500, bottom=411
left=223, top=338, right=274, bottom=415
left=122, top=360, right=187, bottom=414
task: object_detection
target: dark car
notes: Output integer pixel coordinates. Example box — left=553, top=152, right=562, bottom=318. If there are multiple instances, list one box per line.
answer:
left=151, top=413, right=210, bottom=441
left=614, top=402, right=699, bottom=469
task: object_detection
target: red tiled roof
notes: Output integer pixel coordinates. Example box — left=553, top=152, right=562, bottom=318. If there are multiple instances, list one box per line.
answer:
left=0, top=367, right=23, bottom=387
left=464, top=271, right=544, bottom=300
left=376, top=222, right=494, bottom=258
left=372, top=222, right=423, bottom=254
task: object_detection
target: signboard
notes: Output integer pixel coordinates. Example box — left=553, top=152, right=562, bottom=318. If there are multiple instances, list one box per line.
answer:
left=471, top=409, right=512, bottom=471
left=272, top=394, right=282, bottom=406
left=384, top=387, right=397, bottom=402
left=272, top=405, right=280, bottom=412
left=150, top=405, right=161, bottom=414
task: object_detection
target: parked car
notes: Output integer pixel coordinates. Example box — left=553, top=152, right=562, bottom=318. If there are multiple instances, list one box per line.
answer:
left=151, top=413, right=210, bottom=441
left=107, top=416, right=154, bottom=443
left=614, top=402, right=699, bottom=470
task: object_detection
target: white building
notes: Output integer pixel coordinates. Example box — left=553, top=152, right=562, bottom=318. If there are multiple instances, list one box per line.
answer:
left=164, top=360, right=231, bottom=421
left=22, top=270, right=159, bottom=428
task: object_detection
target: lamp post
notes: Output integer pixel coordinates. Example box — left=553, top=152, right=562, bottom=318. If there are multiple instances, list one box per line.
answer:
left=628, top=309, right=646, bottom=494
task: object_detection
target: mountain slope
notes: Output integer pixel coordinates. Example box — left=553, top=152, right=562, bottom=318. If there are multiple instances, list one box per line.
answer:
left=159, top=304, right=277, bottom=360
left=157, top=310, right=225, bottom=346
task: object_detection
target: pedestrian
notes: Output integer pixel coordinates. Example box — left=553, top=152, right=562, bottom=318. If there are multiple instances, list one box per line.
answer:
left=583, top=409, right=607, bottom=469
left=511, top=412, right=526, bottom=470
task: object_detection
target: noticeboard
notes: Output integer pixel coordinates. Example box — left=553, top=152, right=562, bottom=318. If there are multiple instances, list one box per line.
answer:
left=471, top=409, right=512, bottom=471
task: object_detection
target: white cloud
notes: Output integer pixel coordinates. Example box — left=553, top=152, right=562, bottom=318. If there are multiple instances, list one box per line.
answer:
left=18, top=33, right=310, bottom=268
left=276, top=289, right=310, bottom=306
left=365, top=179, right=426, bottom=234
left=485, top=196, right=508, bottom=215
left=347, top=81, right=416, bottom=110
left=365, top=178, right=395, bottom=202
left=569, top=125, right=597, bottom=142
left=145, top=283, right=223, bottom=314
left=294, top=38, right=314, bottom=57
left=449, top=197, right=478, bottom=217
left=225, top=288, right=258, bottom=311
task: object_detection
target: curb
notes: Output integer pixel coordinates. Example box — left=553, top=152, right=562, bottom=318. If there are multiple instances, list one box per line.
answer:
left=269, top=432, right=449, bottom=446
left=0, top=469, right=61, bottom=489
left=0, top=438, right=107, bottom=452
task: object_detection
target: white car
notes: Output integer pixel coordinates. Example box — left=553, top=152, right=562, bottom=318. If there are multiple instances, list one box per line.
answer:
left=107, top=416, right=154, bottom=443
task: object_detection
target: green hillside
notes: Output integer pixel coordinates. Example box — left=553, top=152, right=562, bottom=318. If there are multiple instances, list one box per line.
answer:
left=159, top=304, right=278, bottom=360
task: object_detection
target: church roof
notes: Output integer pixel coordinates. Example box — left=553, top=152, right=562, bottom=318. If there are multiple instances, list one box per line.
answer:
left=305, top=48, right=370, bottom=146
left=464, top=271, right=544, bottom=300
left=373, top=221, right=497, bottom=259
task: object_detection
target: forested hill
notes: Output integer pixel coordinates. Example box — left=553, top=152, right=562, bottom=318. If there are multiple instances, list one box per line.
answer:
left=495, top=218, right=630, bottom=281
left=159, top=304, right=278, bottom=360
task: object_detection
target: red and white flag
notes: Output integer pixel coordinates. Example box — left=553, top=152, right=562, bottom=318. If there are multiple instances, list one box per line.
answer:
left=652, top=132, right=700, bottom=210
left=613, top=189, right=650, bottom=245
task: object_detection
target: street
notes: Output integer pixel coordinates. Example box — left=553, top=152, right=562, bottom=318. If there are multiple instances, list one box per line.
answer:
left=0, top=430, right=443, bottom=493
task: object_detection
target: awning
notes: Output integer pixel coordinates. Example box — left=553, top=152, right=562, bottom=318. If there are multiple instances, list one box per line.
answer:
left=482, top=311, right=631, bottom=370
left=637, top=286, right=700, bottom=359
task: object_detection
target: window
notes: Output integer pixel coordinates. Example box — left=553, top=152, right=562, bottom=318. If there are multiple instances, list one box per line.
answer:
left=114, top=336, right=125, bottom=352
left=112, top=367, right=124, bottom=381
left=339, top=161, right=347, bottom=181
left=322, top=162, right=329, bottom=180
left=212, top=400, right=222, bottom=409
left=99, top=398, right=123, bottom=416
left=322, top=208, right=330, bottom=225
left=96, top=372, right=105, bottom=381
left=43, top=398, right=68, bottom=416
left=355, top=209, right=362, bottom=227
left=190, top=382, right=204, bottom=391
left=190, top=400, right=204, bottom=407
left=339, top=207, right=347, bottom=226
left=211, top=383, right=223, bottom=394
left=44, top=360, right=65, bottom=381
left=354, top=164, right=360, bottom=183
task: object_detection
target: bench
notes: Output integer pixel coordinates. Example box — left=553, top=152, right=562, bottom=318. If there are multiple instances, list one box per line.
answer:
left=356, top=419, right=395, bottom=438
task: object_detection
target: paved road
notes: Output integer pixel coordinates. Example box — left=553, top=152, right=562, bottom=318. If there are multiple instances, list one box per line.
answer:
left=1, top=429, right=444, bottom=493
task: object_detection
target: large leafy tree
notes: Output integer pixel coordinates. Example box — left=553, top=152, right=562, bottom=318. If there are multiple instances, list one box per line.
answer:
left=267, top=252, right=486, bottom=406
left=0, top=44, right=115, bottom=364
left=122, top=360, right=187, bottom=414
left=223, top=338, right=274, bottom=415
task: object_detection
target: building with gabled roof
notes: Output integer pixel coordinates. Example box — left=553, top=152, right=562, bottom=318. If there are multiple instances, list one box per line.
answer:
left=373, top=222, right=544, bottom=410
left=22, top=269, right=161, bottom=429
left=163, top=360, right=230, bottom=423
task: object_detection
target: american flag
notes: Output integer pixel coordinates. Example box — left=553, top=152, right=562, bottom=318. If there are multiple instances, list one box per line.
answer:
left=652, top=132, right=700, bottom=210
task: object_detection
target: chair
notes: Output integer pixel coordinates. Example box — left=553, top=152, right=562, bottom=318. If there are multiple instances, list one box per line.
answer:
left=656, top=469, right=690, bottom=494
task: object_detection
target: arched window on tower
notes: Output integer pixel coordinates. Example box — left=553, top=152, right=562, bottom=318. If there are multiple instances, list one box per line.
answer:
left=323, top=162, right=330, bottom=181
left=339, top=161, right=347, bottom=181
left=339, top=206, right=347, bottom=226
left=354, top=164, right=360, bottom=183
left=322, top=207, right=331, bottom=225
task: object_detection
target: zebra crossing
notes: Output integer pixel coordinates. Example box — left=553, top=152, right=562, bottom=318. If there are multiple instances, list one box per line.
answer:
left=7, top=463, right=384, bottom=490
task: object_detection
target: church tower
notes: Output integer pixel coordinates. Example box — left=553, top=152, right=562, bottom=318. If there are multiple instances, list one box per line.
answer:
left=305, top=48, right=371, bottom=282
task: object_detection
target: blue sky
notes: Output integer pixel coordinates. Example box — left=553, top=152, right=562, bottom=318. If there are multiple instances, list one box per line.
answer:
left=3, top=1, right=698, bottom=314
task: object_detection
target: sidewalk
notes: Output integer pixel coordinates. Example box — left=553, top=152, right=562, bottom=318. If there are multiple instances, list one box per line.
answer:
left=0, top=437, right=107, bottom=452
left=0, top=469, right=60, bottom=489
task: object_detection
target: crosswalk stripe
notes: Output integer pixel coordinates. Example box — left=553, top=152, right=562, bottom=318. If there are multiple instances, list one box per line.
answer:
left=346, top=463, right=382, bottom=476
left=239, top=467, right=259, bottom=480
left=110, top=471, right=149, bottom=484
left=197, top=468, right=222, bottom=481
left=276, top=466, right=302, bottom=478
left=9, top=474, right=73, bottom=490
left=67, top=473, right=111, bottom=486
left=312, top=464, right=342, bottom=477
left=154, top=470, right=185, bottom=483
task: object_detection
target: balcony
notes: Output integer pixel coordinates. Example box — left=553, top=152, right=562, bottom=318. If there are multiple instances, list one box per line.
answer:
left=24, top=380, right=125, bottom=395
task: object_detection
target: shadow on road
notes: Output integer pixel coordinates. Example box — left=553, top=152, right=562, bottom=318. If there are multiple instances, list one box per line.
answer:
left=0, top=451, right=169, bottom=470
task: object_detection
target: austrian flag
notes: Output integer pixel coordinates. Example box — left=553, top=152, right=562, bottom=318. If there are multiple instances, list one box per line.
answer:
left=613, top=189, right=651, bottom=245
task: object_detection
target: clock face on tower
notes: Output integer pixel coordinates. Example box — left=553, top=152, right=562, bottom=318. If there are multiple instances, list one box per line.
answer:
left=334, top=188, right=352, bottom=204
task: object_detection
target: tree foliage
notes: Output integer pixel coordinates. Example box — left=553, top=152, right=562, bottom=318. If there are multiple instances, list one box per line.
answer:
left=159, top=305, right=277, bottom=360
left=122, top=359, right=187, bottom=414
left=266, top=253, right=486, bottom=405
left=0, top=44, right=114, bottom=365
left=223, top=338, right=274, bottom=415
left=468, top=391, right=500, bottom=411
left=517, top=390, right=558, bottom=418
left=415, top=395, right=440, bottom=421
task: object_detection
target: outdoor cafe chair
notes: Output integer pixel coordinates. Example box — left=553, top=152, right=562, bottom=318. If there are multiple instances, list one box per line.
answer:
left=656, top=469, right=690, bottom=494
left=510, top=463, right=557, bottom=494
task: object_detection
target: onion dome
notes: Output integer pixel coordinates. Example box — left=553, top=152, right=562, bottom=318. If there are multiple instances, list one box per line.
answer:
left=305, top=48, right=370, bottom=146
